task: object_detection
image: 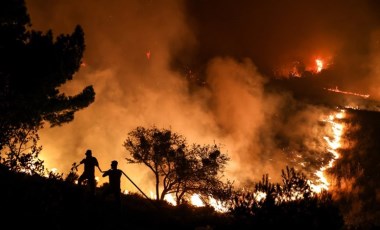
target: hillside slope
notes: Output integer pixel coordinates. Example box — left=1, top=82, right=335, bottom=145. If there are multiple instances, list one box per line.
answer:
left=0, top=165, right=231, bottom=230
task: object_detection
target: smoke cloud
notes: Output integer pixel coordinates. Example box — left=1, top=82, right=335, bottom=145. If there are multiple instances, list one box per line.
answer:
left=25, top=0, right=380, bottom=192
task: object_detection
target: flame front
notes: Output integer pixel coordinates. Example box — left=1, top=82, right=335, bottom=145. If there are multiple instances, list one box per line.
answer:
left=311, top=109, right=346, bottom=193
left=324, top=86, right=370, bottom=99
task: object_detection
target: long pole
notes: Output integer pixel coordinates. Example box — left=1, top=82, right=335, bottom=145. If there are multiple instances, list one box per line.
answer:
left=122, top=171, right=151, bottom=201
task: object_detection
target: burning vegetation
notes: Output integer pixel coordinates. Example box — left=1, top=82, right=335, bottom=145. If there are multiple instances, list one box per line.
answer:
left=2, top=0, right=380, bottom=229
left=273, top=57, right=332, bottom=78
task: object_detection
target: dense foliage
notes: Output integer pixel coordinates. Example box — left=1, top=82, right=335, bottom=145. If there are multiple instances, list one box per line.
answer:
left=0, top=0, right=95, bottom=176
left=0, top=0, right=95, bottom=154
left=123, top=126, right=232, bottom=204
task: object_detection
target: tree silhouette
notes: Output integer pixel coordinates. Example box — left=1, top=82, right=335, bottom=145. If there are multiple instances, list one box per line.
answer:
left=172, top=143, right=232, bottom=204
left=123, top=126, right=231, bottom=204
left=278, top=166, right=313, bottom=202
left=0, top=0, right=95, bottom=169
left=0, top=125, right=44, bottom=175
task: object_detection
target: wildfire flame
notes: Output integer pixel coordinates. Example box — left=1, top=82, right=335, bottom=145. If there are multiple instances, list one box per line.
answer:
left=163, top=193, right=176, bottom=206
left=310, top=109, right=345, bottom=193
left=274, top=56, right=330, bottom=77
left=37, top=107, right=349, bottom=212
left=315, top=58, right=323, bottom=73
left=161, top=193, right=228, bottom=212
left=190, top=194, right=205, bottom=207
left=324, top=86, right=370, bottom=99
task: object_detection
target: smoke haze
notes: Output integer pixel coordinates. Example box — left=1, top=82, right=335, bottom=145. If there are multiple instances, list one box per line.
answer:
left=183, top=0, right=380, bottom=98
left=25, top=0, right=380, bottom=192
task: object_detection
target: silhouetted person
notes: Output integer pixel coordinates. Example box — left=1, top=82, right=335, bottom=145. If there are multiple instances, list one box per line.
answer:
left=102, top=160, right=124, bottom=206
left=76, top=149, right=102, bottom=195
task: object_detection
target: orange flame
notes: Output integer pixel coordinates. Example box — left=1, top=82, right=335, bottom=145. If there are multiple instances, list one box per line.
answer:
left=310, top=109, right=345, bottom=193
left=324, top=86, right=370, bottom=99
left=315, top=58, right=323, bottom=73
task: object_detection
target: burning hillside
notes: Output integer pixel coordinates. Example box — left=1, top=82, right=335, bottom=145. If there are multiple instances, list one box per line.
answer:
left=16, top=0, right=380, bottom=227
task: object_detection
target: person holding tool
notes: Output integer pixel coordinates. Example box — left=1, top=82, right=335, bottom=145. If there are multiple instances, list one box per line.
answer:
left=76, top=149, right=103, bottom=195
left=102, top=160, right=124, bottom=205
left=102, top=160, right=152, bottom=204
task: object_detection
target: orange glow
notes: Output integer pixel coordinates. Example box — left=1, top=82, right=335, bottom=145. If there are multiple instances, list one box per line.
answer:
left=152, top=192, right=230, bottom=212
left=310, top=109, right=346, bottom=193
left=273, top=55, right=332, bottom=77
left=80, top=61, right=87, bottom=67
left=324, top=86, right=370, bottom=99
left=146, top=50, right=151, bottom=60
left=209, top=197, right=229, bottom=213
left=164, top=194, right=176, bottom=205
left=315, top=58, right=323, bottom=72
left=190, top=194, right=205, bottom=207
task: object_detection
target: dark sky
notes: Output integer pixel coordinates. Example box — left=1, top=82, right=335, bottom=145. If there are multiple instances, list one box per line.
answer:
left=25, top=0, right=380, bottom=192
left=181, top=0, right=380, bottom=73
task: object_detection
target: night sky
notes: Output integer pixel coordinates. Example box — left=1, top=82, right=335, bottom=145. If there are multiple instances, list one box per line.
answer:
left=25, top=0, right=380, bottom=195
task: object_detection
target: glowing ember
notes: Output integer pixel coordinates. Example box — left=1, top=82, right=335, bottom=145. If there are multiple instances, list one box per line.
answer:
left=73, top=176, right=99, bottom=185
left=80, top=61, right=87, bottom=67
left=146, top=50, right=151, bottom=60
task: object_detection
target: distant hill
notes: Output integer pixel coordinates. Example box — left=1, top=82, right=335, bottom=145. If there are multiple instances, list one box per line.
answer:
left=267, top=75, right=380, bottom=111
